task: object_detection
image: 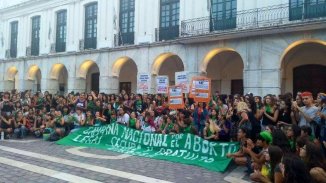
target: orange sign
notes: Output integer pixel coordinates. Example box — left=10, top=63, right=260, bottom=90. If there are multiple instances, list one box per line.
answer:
left=168, top=85, right=184, bottom=109
left=190, top=77, right=211, bottom=103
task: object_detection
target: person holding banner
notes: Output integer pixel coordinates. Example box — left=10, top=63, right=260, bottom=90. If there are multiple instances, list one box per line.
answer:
left=128, top=112, right=140, bottom=130
left=116, top=108, right=130, bottom=125
left=203, top=118, right=220, bottom=141
left=141, top=112, right=155, bottom=133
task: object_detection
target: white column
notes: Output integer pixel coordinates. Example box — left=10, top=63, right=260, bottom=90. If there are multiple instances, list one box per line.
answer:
left=106, top=76, right=119, bottom=94
left=150, top=74, right=157, bottom=94
left=41, top=78, right=59, bottom=94
left=99, top=75, right=110, bottom=94
left=67, top=77, right=86, bottom=93
left=16, top=79, right=34, bottom=92
left=0, top=81, right=14, bottom=92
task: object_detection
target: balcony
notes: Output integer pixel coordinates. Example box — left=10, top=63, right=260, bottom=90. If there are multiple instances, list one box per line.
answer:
left=155, top=26, right=179, bottom=42
left=181, top=3, right=326, bottom=37
left=114, top=32, right=134, bottom=47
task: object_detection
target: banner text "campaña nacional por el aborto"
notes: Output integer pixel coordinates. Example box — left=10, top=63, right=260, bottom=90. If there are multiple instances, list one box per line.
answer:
left=57, top=123, right=239, bottom=172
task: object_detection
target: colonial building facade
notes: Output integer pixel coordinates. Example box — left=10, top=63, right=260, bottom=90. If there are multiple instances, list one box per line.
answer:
left=0, top=0, right=325, bottom=96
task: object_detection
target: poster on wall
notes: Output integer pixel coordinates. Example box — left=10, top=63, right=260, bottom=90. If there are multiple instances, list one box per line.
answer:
left=168, top=85, right=184, bottom=109
left=156, top=75, right=169, bottom=94
left=175, top=71, right=189, bottom=93
left=137, top=73, right=151, bottom=94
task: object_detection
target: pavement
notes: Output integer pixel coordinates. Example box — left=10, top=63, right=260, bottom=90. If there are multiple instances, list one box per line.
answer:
left=0, top=138, right=250, bottom=183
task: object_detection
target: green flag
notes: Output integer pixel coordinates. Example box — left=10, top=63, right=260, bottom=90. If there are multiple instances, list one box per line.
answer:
left=57, top=123, right=239, bottom=172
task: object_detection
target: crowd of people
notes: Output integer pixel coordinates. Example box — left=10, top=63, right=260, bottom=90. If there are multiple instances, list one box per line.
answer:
left=0, top=89, right=326, bottom=183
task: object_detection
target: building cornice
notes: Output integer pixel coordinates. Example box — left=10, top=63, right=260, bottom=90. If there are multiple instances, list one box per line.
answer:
left=0, top=0, right=76, bottom=20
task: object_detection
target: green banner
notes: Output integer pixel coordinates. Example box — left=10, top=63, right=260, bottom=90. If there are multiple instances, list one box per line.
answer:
left=57, top=123, right=239, bottom=172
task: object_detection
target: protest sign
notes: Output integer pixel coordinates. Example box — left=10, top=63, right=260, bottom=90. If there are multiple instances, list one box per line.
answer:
left=175, top=71, right=189, bottom=93
left=194, top=77, right=211, bottom=103
left=137, top=73, right=151, bottom=94
left=168, top=85, right=184, bottom=109
left=156, top=75, right=169, bottom=94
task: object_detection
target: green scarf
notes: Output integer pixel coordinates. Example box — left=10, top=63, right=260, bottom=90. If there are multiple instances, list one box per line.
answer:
left=129, top=118, right=136, bottom=129
left=265, top=105, right=272, bottom=114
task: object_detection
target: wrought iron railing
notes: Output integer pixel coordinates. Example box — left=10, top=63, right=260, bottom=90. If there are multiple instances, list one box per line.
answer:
left=114, top=32, right=135, bottom=47
left=181, top=3, right=326, bottom=37
left=155, top=26, right=179, bottom=42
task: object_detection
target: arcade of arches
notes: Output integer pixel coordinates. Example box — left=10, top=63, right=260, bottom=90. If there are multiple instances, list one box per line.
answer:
left=2, top=39, right=325, bottom=96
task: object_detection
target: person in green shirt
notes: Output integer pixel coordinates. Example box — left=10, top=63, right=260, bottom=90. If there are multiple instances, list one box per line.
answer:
left=52, top=110, right=65, bottom=138
left=285, top=124, right=301, bottom=152
left=203, top=118, right=220, bottom=141
left=183, top=118, right=197, bottom=135
left=162, top=115, right=175, bottom=134
left=128, top=112, right=140, bottom=130
left=85, top=110, right=94, bottom=126
left=94, top=111, right=106, bottom=127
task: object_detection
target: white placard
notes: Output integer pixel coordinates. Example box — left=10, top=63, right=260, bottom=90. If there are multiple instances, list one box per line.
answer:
left=137, top=73, right=151, bottom=94
left=156, top=75, right=169, bottom=94
left=195, top=80, right=209, bottom=90
left=169, top=87, right=182, bottom=97
left=169, top=98, right=183, bottom=105
left=175, top=71, right=189, bottom=93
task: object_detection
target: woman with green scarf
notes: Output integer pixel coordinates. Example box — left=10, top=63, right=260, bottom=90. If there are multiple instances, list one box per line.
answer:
left=261, top=94, right=279, bottom=129
left=128, top=112, right=140, bottom=130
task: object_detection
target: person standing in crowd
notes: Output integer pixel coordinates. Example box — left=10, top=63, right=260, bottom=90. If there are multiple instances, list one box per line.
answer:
left=316, top=93, right=326, bottom=153
left=277, top=96, right=294, bottom=127
left=237, top=102, right=252, bottom=133
left=293, top=91, right=320, bottom=137
left=192, top=102, right=208, bottom=137
left=261, top=94, right=279, bottom=129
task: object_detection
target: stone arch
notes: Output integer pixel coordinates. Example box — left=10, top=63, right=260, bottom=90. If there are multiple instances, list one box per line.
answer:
left=280, top=39, right=326, bottom=96
left=78, top=60, right=100, bottom=92
left=5, top=66, right=19, bottom=91
left=26, top=65, right=42, bottom=92
left=49, top=63, right=69, bottom=94
left=7, top=66, right=18, bottom=81
left=201, top=48, right=244, bottom=95
left=152, top=52, right=184, bottom=85
left=112, top=56, right=138, bottom=93
left=78, top=60, right=99, bottom=79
